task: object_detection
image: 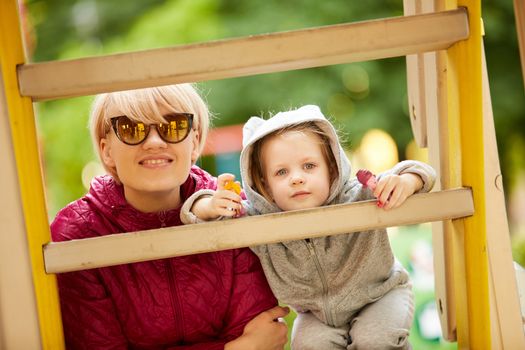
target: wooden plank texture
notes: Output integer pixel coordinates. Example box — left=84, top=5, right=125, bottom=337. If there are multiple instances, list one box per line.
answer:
left=18, top=9, right=468, bottom=101
left=0, top=52, right=42, bottom=350
left=404, top=0, right=428, bottom=147
left=482, top=41, right=525, bottom=349
left=43, top=188, right=474, bottom=274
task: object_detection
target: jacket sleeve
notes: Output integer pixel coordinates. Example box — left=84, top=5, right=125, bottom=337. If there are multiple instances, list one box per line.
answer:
left=167, top=343, right=226, bottom=350
left=221, top=248, right=278, bottom=342
left=382, top=160, right=436, bottom=193
left=339, top=160, right=436, bottom=203
left=51, top=207, right=128, bottom=350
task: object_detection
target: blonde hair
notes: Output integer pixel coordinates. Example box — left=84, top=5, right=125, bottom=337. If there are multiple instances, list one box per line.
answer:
left=249, top=121, right=339, bottom=202
left=90, top=84, right=211, bottom=180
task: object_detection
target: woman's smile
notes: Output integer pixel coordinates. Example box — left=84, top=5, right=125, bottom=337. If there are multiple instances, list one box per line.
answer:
left=139, top=157, right=173, bottom=167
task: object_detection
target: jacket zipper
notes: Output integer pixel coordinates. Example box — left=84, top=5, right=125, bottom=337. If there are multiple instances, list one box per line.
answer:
left=166, top=261, right=184, bottom=341
left=158, top=211, right=167, bottom=228
left=305, top=239, right=334, bottom=326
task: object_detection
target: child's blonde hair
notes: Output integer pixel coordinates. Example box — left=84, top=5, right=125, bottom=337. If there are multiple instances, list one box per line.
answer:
left=249, top=121, right=339, bottom=202
left=90, top=84, right=211, bottom=181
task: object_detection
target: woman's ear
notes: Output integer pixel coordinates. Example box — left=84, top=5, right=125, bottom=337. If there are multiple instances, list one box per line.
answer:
left=100, top=138, right=116, bottom=168
left=190, top=130, right=200, bottom=164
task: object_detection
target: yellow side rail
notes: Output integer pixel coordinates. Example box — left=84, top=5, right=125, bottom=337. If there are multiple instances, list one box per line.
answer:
left=0, top=1, right=64, bottom=348
left=447, top=1, right=490, bottom=348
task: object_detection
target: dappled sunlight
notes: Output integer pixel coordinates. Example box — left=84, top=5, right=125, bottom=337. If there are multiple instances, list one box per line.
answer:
left=353, top=128, right=398, bottom=174
left=342, top=64, right=370, bottom=100
left=405, top=139, right=429, bottom=163
left=81, top=161, right=105, bottom=190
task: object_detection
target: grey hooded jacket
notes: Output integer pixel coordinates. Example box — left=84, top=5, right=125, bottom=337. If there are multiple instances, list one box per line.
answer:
left=181, top=105, right=436, bottom=328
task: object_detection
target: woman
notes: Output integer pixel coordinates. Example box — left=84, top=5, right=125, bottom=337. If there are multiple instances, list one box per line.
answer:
left=51, top=84, right=288, bottom=349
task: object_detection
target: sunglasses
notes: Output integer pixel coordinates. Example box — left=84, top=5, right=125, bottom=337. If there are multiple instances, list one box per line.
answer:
left=110, top=113, right=194, bottom=145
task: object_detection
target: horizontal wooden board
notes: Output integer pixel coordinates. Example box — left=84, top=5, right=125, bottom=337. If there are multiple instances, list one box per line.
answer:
left=44, top=188, right=474, bottom=273
left=19, top=9, right=468, bottom=101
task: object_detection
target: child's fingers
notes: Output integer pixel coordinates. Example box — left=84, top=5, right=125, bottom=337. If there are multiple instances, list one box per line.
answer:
left=382, top=188, right=407, bottom=210
left=373, top=175, right=388, bottom=197
left=212, top=192, right=242, bottom=216
left=375, top=176, right=396, bottom=205
left=378, top=175, right=414, bottom=210
left=217, top=173, right=236, bottom=190
left=215, top=190, right=242, bottom=204
left=216, top=200, right=243, bottom=217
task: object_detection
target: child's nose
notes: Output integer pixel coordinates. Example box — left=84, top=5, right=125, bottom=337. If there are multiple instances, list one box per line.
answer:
left=290, top=174, right=305, bottom=185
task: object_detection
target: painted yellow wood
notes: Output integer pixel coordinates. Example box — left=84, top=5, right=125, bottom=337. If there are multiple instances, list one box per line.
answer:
left=515, top=0, right=525, bottom=89
left=447, top=0, right=491, bottom=348
left=18, top=9, right=469, bottom=101
left=0, top=1, right=64, bottom=348
left=0, top=59, right=42, bottom=350
left=43, top=188, right=474, bottom=274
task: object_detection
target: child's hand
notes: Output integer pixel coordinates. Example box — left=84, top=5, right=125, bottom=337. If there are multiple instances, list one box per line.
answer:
left=213, top=174, right=244, bottom=218
left=374, top=173, right=423, bottom=210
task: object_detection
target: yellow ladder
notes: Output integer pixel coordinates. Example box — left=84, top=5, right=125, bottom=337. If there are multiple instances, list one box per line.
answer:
left=0, top=0, right=523, bottom=348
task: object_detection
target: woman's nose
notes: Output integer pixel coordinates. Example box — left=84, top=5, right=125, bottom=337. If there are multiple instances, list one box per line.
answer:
left=142, top=127, right=167, bottom=148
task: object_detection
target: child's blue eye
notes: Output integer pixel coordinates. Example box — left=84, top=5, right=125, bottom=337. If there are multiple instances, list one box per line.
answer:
left=304, top=163, right=316, bottom=170
left=276, top=169, right=287, bottom=176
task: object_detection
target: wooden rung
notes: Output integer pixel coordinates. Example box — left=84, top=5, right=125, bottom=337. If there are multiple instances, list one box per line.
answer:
left=43, top=188, right=474, bottom=274
left=19, top=9, right=468, bottom=101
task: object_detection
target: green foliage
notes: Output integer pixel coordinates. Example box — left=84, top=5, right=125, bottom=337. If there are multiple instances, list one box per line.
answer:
left=513, top=236, right=525, bottom=268
left=36, top=96, right=94, bottom=216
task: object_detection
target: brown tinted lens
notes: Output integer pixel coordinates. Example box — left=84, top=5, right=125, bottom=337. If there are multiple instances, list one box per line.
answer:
left=158, top=114, right=191, bottom=143
left=116, top=117, right=147, bottom=145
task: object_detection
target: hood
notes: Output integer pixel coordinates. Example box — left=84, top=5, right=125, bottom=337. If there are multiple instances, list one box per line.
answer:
left=240, top=105, right=351, bottom=214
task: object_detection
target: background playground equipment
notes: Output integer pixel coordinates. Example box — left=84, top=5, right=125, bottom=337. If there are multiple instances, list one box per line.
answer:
left=1, top=0, right=525, bottom=348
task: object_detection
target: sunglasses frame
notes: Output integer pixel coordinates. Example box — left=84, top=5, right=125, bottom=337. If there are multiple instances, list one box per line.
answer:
left=110, top=113, right=194, bottom=146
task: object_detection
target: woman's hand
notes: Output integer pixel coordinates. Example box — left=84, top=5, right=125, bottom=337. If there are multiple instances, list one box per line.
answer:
left=225, top=306, right=290, bottom=350
left=373, top=173, right=423, bottom=210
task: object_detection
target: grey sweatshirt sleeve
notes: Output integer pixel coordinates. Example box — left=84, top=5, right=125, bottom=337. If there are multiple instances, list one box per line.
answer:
left=385, top=160, right=436, bottom=193
left=337, top=160, right=436, bottom=205
left=179, top=189, right=216, bottom=224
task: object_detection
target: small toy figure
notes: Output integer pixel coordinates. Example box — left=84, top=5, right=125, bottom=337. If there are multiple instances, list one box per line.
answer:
left=356, top=169, right=377, bottom=190
left=224, top=180, right=242, bottom=195
left=356, top=169, right=383, bottom=208
left=224, top=179, right=245, bottom=217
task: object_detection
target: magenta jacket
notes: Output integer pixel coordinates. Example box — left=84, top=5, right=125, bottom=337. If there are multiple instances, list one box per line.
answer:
left=51, top=166, right=277, bottom=349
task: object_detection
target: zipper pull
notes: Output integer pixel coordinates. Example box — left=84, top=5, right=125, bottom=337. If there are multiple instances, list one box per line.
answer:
left=158, top=211, right=167, bottom=228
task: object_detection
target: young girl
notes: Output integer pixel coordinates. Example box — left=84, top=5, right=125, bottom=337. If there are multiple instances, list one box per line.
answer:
left=181, top=105, right=435, bottom=349
left=50, top=84, right=289, bottom=350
